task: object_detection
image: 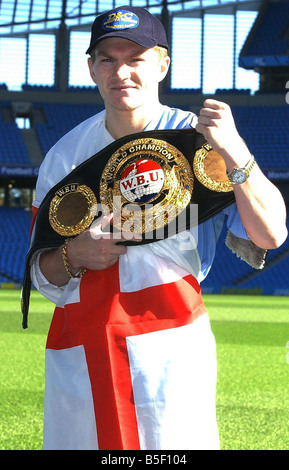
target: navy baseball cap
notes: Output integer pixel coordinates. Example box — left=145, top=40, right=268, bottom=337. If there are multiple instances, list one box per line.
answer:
left=86, top=5, right=169, bottom=54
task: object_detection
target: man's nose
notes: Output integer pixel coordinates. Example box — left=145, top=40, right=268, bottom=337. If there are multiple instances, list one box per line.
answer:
left=114, top=63, right=130, bottom=79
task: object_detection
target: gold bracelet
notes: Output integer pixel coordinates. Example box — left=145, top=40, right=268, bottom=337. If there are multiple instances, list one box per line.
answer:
left=62, top=238, right=87, bottom=279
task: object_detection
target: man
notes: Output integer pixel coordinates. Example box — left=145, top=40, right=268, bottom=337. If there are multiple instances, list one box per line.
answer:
left=30, top=6, right=287, bottom=450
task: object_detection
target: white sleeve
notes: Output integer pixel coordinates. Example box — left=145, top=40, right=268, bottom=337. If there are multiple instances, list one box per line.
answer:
left=30, top=252, right=65, bottom=304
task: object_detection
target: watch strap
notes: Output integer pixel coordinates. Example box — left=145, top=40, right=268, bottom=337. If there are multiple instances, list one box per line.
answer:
left=245, top=155, right=256, bottom=174
left=227, top=155, right=256, bottom=183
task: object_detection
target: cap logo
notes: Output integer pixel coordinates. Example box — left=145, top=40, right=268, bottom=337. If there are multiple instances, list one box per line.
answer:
left=102, top=9, right=139, bottom=31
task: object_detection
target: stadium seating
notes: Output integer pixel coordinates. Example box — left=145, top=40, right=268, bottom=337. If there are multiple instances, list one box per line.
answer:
left=238, top=255, right=289, bottom=293
left=35, top=102, right=104, bottom=155
left=239, top=1, right=289, bottom=68
left=1, top=99, right=288, bottom=171
left=246, top=3, right=289, bottom=55
left=32, top=103, right=289, bottom=170
left=0, top=101, right=104, bottom=164
left=0, top=207, right=31, bottom=283
left=21, top=84, right=60, bottom=92
left=216, top=88, right=251, bottom=95
left=67, top=85, right=98, bottom=93
left=231, top=105, right=289, bottom=169
left=202, top=212, right=289, bottom=294
left=0, top=110, right=30, bottom=164
left=1, top=203, right=286, bottom=291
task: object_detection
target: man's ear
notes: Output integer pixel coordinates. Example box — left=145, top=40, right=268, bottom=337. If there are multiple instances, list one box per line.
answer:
left=88, top=57, right=98, bottom=85
left=158, top=55, right=170, bottom=83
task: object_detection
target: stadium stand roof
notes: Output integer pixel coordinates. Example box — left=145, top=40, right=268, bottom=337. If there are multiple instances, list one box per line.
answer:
left=0, top=0, right=263, bottom=35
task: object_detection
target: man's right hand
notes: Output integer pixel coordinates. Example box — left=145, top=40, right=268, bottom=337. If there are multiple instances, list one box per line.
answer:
left=66, top=212, right=129, bottom=272
left=39, top=212, right=141, bottom=286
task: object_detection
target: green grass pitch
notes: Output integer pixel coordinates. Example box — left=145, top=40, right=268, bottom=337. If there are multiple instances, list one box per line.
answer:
left=1, top=289, right=289, bottom=450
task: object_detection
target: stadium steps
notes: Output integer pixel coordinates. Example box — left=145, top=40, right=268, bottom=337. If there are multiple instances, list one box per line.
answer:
left=1, top=106, right=13, bottom=122
left=234, top=246, right=289, bottom=286
left=21, top=128, right=44, bottom=166
left=0, top=270, right=18, bottom=283
left=0, top=207, right=31, bottom=284
left=0, top=102, right=45, bottom=165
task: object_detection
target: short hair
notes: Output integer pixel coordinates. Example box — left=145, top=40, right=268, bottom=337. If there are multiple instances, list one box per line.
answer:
left=154, top=46, right=169, bottom=64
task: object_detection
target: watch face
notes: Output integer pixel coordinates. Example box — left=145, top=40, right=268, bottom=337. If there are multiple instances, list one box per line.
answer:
left=229, top=169, right=247, bottom=184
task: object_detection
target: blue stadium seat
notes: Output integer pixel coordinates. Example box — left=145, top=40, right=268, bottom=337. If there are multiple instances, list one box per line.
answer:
left=35, top=102, right=104, bottom=154
left=231, top=106, right=289, bottom=169
left=0, top=119, right=30, bottom=164
left=0, top=207, right=31, bottom=283
left=238, top=255, right=289, bottom=293
left=239, top=1, right=289, bottom=68
left=202, top=212, right=289, bottom=294
left=33, top=102, right=289, bottom=172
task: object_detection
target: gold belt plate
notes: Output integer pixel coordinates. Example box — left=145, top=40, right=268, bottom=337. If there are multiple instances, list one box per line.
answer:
left=99, top=137, right=194, bottom=235
left=49, top=183, right=97, bottom=236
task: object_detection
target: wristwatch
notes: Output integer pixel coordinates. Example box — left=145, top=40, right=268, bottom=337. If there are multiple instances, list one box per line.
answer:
left=227, top=155, right=256, bottom=184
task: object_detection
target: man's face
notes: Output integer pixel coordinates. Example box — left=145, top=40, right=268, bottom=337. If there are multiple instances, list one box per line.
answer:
left=88, top=37, right=169, bottom=112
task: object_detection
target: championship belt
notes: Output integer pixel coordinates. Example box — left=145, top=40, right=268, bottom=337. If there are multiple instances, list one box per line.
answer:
left=21, top=127, right=235, bottom=328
